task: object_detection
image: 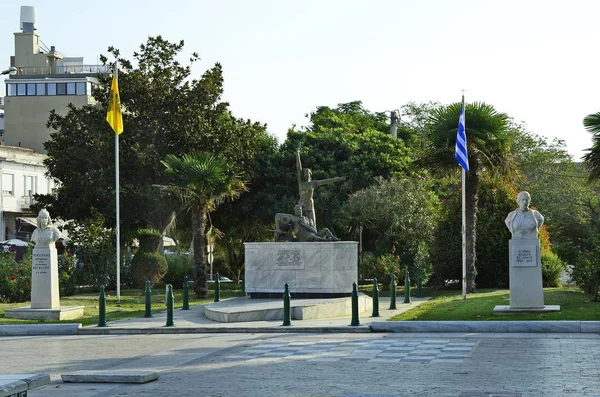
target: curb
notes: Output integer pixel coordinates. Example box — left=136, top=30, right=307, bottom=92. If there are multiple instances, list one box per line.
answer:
left=0, top=323, right=81, bottom=336
left=370, top=320, right=600, bottom=333
left=77, top=326, right=372, bottom=335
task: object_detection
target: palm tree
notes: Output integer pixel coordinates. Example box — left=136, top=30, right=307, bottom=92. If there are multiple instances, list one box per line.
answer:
left=583, top=112, right=600, bottom=181
left=419, top=102, right=518, bottom=292
left=161, top=153, right=247, bottom=298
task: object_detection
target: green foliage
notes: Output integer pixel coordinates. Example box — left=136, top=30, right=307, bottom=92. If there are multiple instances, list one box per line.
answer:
left=162, top=254, right=192, bottom=288
left=541, top=250, right=564, bottom=288
left=0, top=252, right=31, bottom=303
left=64, top=210, right=116, bottom=289
left=58, top=250, right=89, bottom=296
left=583, top=111, right=600, bottom=181
left=131, top=252, right=168, bottom=288
left=136, top=229, right=162, bottom=252
left=363, top=250, right=402, bottom=288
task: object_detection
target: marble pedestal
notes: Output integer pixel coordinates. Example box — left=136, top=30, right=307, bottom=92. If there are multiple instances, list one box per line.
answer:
left=5, top=246, right=84, bottom=320
left=493, top=238, right=560, bottom=315
left=244, top=242, right=358, bottom=296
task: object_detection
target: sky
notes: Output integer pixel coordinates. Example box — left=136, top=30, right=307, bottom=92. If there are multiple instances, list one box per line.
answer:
left=0, top=0, right=598, bottom=160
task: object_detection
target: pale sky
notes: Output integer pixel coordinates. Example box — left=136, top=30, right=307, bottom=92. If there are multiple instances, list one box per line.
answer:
left=1, top=1, right=598, bottom=160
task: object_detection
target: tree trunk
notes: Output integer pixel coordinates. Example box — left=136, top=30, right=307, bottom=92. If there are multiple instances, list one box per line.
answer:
left=465, top=170, right=479, bottom=293
left=192, top=205, right=209, bottom=299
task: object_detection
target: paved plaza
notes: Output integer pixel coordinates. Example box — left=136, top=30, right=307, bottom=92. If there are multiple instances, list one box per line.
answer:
left=2, top=332, right=600, bottom=396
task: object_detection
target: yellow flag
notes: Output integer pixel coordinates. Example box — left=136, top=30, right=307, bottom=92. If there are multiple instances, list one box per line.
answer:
left=106, top=74, right=124, bottom=135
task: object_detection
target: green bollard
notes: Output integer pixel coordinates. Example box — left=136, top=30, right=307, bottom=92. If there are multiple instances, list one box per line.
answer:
left=389, top=274, right=397, bottom=310
left=241, top=277, right=246, bottom=296
left=417, top=271, right=423, bottom=298
left=214, top=273, right=221, bottom=302
left=404, top=270, right=411, bottom=304
left=165, top=284, right=174, bottom=327
left=98, top=285, right=107, bottom=327
left=182, top=276, right=190, bottom=310
left=282, top=283, right=292, bottom=326
left=371, top=278, right=380, bottom=317
left=350, top=282, right=360, bottom=326
left=144, top=280, right=152, bottom=318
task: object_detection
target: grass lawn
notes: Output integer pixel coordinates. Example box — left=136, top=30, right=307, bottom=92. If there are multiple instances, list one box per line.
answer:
left=388, top=286, right=600, bottom=321
left=0, top=282, right=244, bottom=327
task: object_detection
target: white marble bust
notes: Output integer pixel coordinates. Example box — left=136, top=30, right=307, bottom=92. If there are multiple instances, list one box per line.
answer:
left=504, top=191, right=544, bottom=239
left=31, top=209, right=61, bottom=247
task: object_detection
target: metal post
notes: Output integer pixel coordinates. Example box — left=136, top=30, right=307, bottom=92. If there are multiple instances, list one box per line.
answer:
left=404, top=270, right=411, bottom=304
left=182, top=275, right=190, bottom=310
left=350, top=282, right=360, bottom=326
left=371, top=278, right=380, bottom=317
left=144, top=280, right=152, bottom=317
left=97, top=285, right=107, bottom=327
left=389, top=274, right=397, bottom=310
left=417, top=271, right=423, bottom=298
left=214, top=272, right=220, bottom=302
left=282, top=283, right=291, bottom=326
left=165, top=284, right=174, bottom=327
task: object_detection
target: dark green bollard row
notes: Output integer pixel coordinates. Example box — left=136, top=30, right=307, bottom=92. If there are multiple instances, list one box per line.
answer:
left=182, top=275, right=190, bottom=310
left=214, top=273, right=221, bottom=302
left=389, top=274, right=397, bottom=310
left=144, top=280, right=152, bottom=318
left=165, top=284, right=174, bottom=327
left=404, top=270, right=411, bottom=304
left=97, top=285, right=107, bottom=327
left=282, top=283, right=292, bottom=326
left=350, top=282, right=360, bottom=326
left=371, top=278, right=380, bottom=317
left=417, top=271, right=423, bottom=298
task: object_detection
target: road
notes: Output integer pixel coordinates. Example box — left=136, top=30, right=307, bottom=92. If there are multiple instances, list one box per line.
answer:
left=2, top=332, right=600, bottom=396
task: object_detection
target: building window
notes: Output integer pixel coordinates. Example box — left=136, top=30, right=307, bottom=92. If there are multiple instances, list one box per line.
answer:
left=56, top=83, right=67, bottom=95
left=17, top=83, right=26, bottom=96
left=76, top=82, right=86, bottom=95
left=2, top=174, right=14, bottom=195
left=6, top=83, right=16, bottom=96
left=26, top=83, right=36, bottom=96
left=24, top=175, right=35, bottom=196
left=36, top=83, right=46, bottom=95
left=66, top=82, right=76, bottom=95
left=0, top=129, right=4, bottom=138
left=47, top=83, right=56, bottom=95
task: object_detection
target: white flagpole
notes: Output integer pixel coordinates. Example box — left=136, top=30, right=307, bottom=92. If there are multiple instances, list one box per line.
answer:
left=461, top=167, right=466, bottom=300
left=115, top=62, right=121, bottom=304
left=461, top=94, right=467, bottom=301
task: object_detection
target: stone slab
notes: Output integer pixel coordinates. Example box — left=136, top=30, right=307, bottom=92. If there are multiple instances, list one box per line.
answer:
left=508, top=320, right=577, bottom=333
left=0, top=324, right=81, bottom=336
left=0, top=380, right=27, bottom=397
left=493, top=305, right=561, bottom=316
left=4, top=306, right=84, bottom=321
left=31, top=246, right=60, bottom=309
left=244, top=242, right=358, bottom=294
left=0, top=374, right=51, bottom=390
left=61, top=371, right=159, bottom=384
left=204, top=294, right=372, bottom=322
left=508, top=239, right=544, bottom=308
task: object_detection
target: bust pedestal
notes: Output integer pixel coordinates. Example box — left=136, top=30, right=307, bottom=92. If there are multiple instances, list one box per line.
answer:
left=493, top=238, right=560, bottom=315
left=5, top=246, right=84, bottom=320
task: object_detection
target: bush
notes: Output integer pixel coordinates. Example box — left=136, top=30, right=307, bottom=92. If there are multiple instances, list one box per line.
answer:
left=131, top=252, right=168, bottom=288
left=162, top=254, right=192, bottom=288
left=541, top=250, right=564, bottom=287
left=363, top=252, right=401, bottom=289
left=0, top=252, right=31, bottom=303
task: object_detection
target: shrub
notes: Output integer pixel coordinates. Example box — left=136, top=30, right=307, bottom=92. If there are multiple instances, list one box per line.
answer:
left=131, top=252, right=168, bottom=288
left=541, top=250, right=564, bottom=287
left=0, top=252, right=31, bottom=303
left=162, top=253, right=192, bottom=288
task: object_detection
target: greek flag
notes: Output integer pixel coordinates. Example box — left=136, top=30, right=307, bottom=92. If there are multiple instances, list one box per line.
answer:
left=455, top=101, right=469, bottom=172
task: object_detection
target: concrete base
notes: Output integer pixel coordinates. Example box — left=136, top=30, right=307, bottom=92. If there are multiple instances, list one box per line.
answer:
left=493, top=305, right=561, bottom=315
left=61, top=371, right=159, bottom=384
left=4, top=305, right=85, bottom=321
left=204, top=294, right=373, bottom=323
left=0, top=374, right=51, bottom=397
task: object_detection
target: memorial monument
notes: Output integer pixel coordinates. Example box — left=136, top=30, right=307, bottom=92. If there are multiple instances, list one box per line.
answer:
left=245, top=149, right=357, bottom=298
left=5, top=209, right=84, bottom=320
left=493, top=191, right=560, bottom=314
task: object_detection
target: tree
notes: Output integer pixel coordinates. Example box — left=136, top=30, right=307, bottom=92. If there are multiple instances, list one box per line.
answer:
left=40, top=36, right=271, bottom=242
left=161, top=152, right=246, bottom=298
left=419, top=102, right=518, bottom=292
left=583, top=111, right=600, bottom=180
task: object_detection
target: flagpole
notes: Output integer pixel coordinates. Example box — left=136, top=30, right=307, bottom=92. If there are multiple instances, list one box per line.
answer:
left=114, top=62, right=121, bottom=304
left=460, top=95, right=467, bottom=301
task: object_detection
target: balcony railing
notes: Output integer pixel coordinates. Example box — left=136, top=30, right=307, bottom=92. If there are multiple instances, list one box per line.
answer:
left=13, top=65, right=111, bottom=76
left=17, top=195, right=36, bottom=209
